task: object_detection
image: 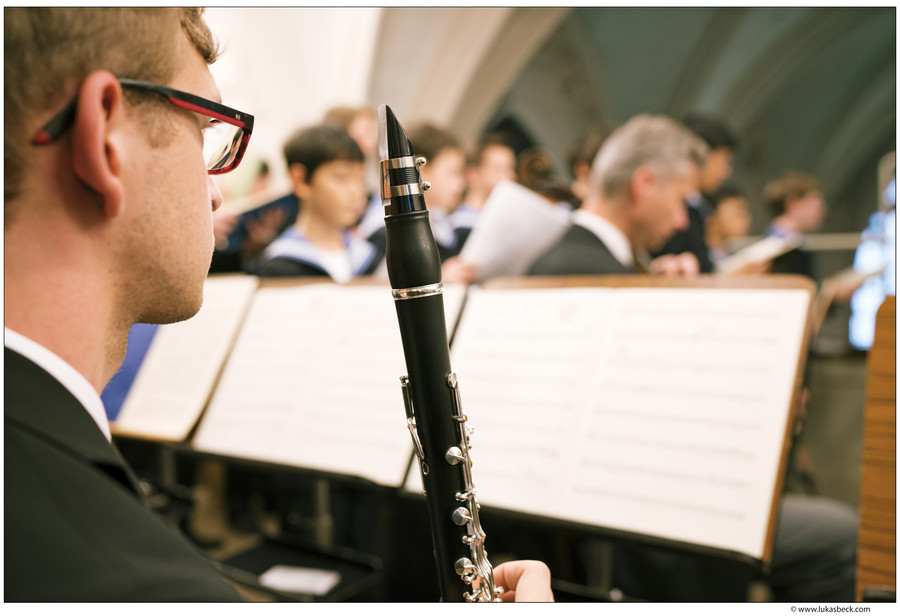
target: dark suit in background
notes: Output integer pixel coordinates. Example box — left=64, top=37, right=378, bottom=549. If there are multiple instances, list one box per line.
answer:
left=4, top=348, right=240, bottom=601
left=527, top=223, right=634, bottom=276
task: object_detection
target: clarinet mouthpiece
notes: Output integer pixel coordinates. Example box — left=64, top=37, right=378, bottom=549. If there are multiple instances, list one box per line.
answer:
left=378, top=104, right=427, bottom=216
left=379, top=104, right=415, bottom=160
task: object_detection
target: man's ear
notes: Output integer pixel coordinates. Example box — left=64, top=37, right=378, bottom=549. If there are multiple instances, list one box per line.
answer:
left=629, top=165, right=656, bottom=205
left=289, top=163, right=310, bottom=199
left=70, top=70, right=125, bottom=218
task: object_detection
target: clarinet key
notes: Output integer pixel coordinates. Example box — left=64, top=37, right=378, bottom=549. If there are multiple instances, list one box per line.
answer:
left=455, top=557, right=476, bottom=577
left=452, top=507, right=473, bottom=525
left=445, top=446, right=465, bottom=465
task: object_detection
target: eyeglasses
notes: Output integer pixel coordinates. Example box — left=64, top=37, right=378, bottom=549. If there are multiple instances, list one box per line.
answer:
left=32, top=77, right=254, bottom=175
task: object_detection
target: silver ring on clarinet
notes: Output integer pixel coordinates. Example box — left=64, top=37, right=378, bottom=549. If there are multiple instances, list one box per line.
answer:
left=392, top=283, right=443, bottom=300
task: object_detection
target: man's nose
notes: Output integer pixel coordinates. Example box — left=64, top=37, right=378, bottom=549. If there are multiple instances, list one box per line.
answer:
left=209, top=175, right=224, bottom=212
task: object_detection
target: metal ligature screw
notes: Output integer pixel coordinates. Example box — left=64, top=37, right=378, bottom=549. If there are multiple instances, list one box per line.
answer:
left=415, top=156, right=426, bottom=167
left=421, top=181, right=431, bottom=191
left=452, top=507, right=473, bottom=525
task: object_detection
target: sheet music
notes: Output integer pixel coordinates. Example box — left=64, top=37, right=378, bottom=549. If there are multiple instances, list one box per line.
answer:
left=408, top=285, right=809, bottom=560
left=458, top=181, right=571, bottom=282
left=113, top=274, right=260, bottom=441
left=192, top=282, right=465, bottom=486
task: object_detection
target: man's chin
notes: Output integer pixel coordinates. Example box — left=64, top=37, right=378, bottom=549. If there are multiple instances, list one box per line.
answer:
left=141, top=290, right=204, bottom=326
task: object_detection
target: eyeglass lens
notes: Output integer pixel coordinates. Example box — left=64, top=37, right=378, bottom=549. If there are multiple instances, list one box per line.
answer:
left=203, top=121, right=244, bottom=172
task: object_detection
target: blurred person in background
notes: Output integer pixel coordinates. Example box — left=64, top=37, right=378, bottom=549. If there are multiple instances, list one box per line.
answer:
left=528, top=114, right=705, bottom=277
left=704, top=185, right=755, bottom=265
left=366, top=121, right=478, bottom=284
left=763, top=171, right=829, bottom=279
left=325, top=105, right=385, bottom=239
left=652, top=114, right=739, bottom=275
left=566, top=128, right=609, bottom=208
left=763, top=171, right=864, bottom=338
left=517, top=146, right=578, bottom=211
left=448, top=132, right=518, bottom=248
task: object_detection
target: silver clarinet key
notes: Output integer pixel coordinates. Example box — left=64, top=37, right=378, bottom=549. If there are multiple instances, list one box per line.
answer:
left=452, top=507, right=473, bottom=525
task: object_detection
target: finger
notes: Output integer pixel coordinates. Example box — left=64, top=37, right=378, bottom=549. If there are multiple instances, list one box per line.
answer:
left=494, top=561, right=553, bottom=602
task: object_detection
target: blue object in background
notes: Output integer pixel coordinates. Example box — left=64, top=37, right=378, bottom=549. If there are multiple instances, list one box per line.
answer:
left=101, top=323, right=159, bottom=421
left=848, top=206, right=895, bottom=351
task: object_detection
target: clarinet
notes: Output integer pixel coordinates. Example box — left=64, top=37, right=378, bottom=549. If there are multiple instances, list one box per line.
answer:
left=379, top=105, right=501, bottom=602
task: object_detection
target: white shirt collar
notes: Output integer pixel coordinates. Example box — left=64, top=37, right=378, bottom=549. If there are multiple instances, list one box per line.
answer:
left=4, top=327, right=112, bottom=442
left=571, top=209, right=633, bottom=267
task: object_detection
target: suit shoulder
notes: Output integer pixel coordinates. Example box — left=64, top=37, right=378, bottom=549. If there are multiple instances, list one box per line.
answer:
left=528, top=225, right=632, bottom=276
left=5, top=425, right=240, bottom=601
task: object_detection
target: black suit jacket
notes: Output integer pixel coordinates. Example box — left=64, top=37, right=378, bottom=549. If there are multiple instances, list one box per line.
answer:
left=527, top=223, right=635, bottom=276
left=4, top=348, right=240, bottom=601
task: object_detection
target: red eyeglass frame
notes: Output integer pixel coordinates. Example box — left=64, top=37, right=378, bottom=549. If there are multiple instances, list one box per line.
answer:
left=31, top=77, right=254, bottom=175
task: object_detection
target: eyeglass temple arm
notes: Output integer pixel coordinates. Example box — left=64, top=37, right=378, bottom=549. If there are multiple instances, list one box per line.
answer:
left=32, top=99, right=78, bottom=145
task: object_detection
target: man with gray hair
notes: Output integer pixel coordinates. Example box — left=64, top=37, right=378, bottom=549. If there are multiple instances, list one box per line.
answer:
left=528, top=114, right=707, bottom=276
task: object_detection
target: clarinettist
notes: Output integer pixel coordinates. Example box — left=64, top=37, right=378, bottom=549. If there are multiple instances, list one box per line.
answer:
left=4, top=7, right=552, bottom=602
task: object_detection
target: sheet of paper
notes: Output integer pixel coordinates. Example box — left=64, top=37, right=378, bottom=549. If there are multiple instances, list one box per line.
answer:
left=458, top=181, right=571, bottom=282
left=408, top=285, right=810, bottom=561
left=258, top=565, right=341, bottom=596
left=112, top=274, right=260, bottom=441
left=716, top=235, right=803, bottom=274
left=192, top=282, right=465, bottom=486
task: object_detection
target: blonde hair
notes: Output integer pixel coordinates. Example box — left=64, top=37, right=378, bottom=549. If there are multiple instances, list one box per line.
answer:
left=4, top=8, right=220, bottom=203
left=590, top=114, right=708, bottom=199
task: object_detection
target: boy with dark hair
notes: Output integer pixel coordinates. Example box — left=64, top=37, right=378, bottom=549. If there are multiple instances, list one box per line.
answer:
left=258, top=124, right=382, bottom=280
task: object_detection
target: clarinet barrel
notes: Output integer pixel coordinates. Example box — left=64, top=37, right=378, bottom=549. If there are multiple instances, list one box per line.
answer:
left=379, top=105, right=499, bottom=602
